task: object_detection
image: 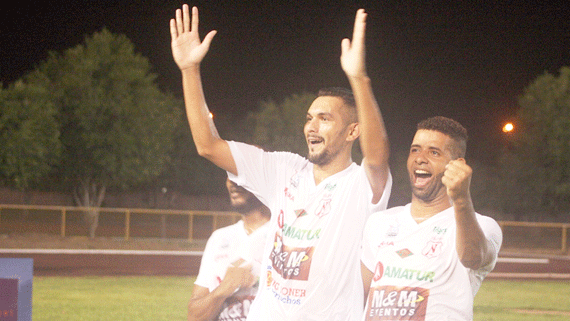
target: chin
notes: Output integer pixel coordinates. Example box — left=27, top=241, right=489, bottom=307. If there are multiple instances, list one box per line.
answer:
left=308, top=151, right=331, bottom=166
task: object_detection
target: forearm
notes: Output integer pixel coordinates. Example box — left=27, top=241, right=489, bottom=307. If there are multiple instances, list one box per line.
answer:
left=181, top=66, right=236, bottom=174
left=182, top=66, right=221, bottom=154
left=187, top=287, right=231, bottom=321
left=454, top=196, right=489, bottom=269
left=348, top=75, right=390, bottom=201
left=350, top=76, right=389, bottom=165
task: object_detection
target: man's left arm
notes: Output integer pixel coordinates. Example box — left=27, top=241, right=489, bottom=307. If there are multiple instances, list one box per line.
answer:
left=443, top=159, right=495, bottom=270
left=340, top=9, right=390, bottom=204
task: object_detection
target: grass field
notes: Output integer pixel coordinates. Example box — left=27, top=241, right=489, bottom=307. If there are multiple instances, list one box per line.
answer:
left=474, top=279, right=570, bottom=320
left=32, top=277, right=570, bottom=321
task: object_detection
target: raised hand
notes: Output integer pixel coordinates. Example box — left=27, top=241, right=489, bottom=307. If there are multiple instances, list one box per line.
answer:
left=442, top=158, right=472, bottom=202
left=341, top=9, right=368, bottom=79
left=170, top=5, right=217, bottom=71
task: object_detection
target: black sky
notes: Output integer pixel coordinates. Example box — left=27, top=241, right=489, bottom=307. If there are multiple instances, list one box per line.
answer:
left=2, top=0, right=570, bottom=164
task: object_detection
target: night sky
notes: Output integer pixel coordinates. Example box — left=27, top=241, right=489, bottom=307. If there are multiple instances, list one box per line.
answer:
left=2, top=0, right=570, bottom=164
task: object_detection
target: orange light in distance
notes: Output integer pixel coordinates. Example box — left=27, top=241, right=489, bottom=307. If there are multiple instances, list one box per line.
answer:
left=502, top=122, right=514, bottom=133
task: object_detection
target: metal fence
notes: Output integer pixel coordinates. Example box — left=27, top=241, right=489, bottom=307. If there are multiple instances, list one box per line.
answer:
left=499, top=221, right=569, bottom=254
left=1, top=204, right=569, bottom=254
left=0, top=204, right=240, bottom=242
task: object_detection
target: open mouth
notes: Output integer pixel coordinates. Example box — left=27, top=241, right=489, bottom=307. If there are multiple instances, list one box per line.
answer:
left=307, top=136, right=324, bottom=147
left=413, top=169, right=432, bottom=186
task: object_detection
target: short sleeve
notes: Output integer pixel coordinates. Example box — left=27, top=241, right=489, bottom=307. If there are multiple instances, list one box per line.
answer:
left=361, top=214, right=380, bottom=272
left=194, top=230, right=222, bottom=291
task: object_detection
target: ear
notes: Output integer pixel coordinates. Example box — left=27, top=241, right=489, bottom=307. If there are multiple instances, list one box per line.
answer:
left=346, top=122, right=360, bottom=142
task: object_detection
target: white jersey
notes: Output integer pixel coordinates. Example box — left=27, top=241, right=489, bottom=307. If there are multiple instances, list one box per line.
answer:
left=227, top=141, right=392, bottom=321
left=361, top=204, right=502, bottom=321
left=195, top=220, right=270, bottom=321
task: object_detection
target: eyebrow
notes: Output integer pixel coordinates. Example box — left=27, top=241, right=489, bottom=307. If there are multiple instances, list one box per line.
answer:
left=410, top=144, right=444, bottom=152
left=307, top=112, right=335, bottom=118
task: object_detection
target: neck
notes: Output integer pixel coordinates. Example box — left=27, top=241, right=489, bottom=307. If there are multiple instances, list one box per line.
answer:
left=313, top=154, right=352, bottom=186
left=242, top=207, right=270, bottom=234
left=410, top=193, right=452, bottom=223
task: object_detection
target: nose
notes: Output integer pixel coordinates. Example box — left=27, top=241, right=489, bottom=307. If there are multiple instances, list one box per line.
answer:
left=413, top=151, right=428, bottom=164
left=305, top=118, right=318, bottom=133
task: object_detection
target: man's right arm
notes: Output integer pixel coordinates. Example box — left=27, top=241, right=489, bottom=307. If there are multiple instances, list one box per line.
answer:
left=171, top=5, right=237, bottom=175
left=188, top=261, right=256, bottom=321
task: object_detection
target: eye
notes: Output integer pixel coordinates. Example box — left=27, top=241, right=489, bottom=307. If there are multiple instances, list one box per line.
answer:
left=430, top=150, right=440, bottom=157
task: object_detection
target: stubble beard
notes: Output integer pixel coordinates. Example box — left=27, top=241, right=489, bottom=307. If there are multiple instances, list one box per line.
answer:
left=231, top=196, right=264, bottom=215
left=307, top=149, right=332, bottom=166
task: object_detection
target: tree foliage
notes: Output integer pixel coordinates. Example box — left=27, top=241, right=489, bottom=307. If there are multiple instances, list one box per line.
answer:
left=0, top=80, right=61, bottom=190
left=499, top=66, right=570, bottom=219
left=27, top=28, right=182, bottom=236
left=248, top=92, right=316, bottom=154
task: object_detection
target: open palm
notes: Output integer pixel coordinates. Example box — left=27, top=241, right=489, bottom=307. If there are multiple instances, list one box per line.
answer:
left=341, top=9, right=368, bottom=78
left=170, top=5, right=217, bottom=70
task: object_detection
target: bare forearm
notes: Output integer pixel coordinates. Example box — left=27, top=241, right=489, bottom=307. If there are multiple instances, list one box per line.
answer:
left=350, top=76, right=389, bottom=165
left=187, top=287, right=231, bottom=321
left=182, top=67, right=220, bottom=152
left=180, top=67, right=236, bottom=174
left=348, top=75, right=390, bottom=201
left=454, top=197, right=488, bottom=269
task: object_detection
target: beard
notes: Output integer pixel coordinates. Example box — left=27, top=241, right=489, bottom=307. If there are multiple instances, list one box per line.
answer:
left=307, top=149, right=333, bottom=166
left=231, top=195, right=264, bottom=214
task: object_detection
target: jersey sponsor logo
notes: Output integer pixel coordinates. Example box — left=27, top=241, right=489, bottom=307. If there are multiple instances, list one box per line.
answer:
left=270, top=234, right=314, bottom=280
left=324, top=183, right=337, bottom=191
left=377, top=241, right=395, bottom=249
left=383, top=265, right=435, bottom=283
left=373, top=262, right=384, bottom=282
left=214, top=253, right=230, bottom=262
left=284, top=187, right=295, bottom=201
left=422, top=237, right=443, bottom=259
left=432, top=226, right=448, bottom=235
left=386, top=224, right=399, bottom=237
left=278, top=210, right=284, bottom=229
left=266, top=270, right=273, bottom=287
left=217, top=295, right=255, bottom=321
left=282, top=223, right=321, bottom=241
left=294, top=209, right=308, bottom=218
left=365, top=286, right=429, bottom=320
left=396, top=248, right=413, bottom=258
left=269, top=279, right=307, bottom=298
left=289, top=172, right=300, bottom=188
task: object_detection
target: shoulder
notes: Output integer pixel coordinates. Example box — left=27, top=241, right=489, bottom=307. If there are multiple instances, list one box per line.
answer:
left=475, top=213, right=502, bottom=232
left=209, top=220, right=244, bottom=240
left=365, top=205, right=408, bottom=228
left=474, top=213, right=503, bottom=248
left=369, top=205, right=407, bottom=220
left=230, top=141, right=308, bottom=167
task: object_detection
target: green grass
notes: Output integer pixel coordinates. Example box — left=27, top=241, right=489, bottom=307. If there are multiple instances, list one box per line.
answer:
left=474, top=279, right=570, bottom=321
left=33, top=276, right=194, bottom=321
left=32, top=277, right=570, bottom=321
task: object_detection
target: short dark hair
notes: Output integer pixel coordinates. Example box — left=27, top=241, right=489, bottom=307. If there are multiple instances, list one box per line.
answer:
left=417, top=116, right=468, bottom=158
left=317, top=87, right=357, bottom=123
left=318, top=87, right=355, bottom=108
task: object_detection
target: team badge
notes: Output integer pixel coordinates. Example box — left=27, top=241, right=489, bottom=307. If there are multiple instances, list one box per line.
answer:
left=315, top=196, right=332, bottom=218
left=422, top=237, right=443, bottom=259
